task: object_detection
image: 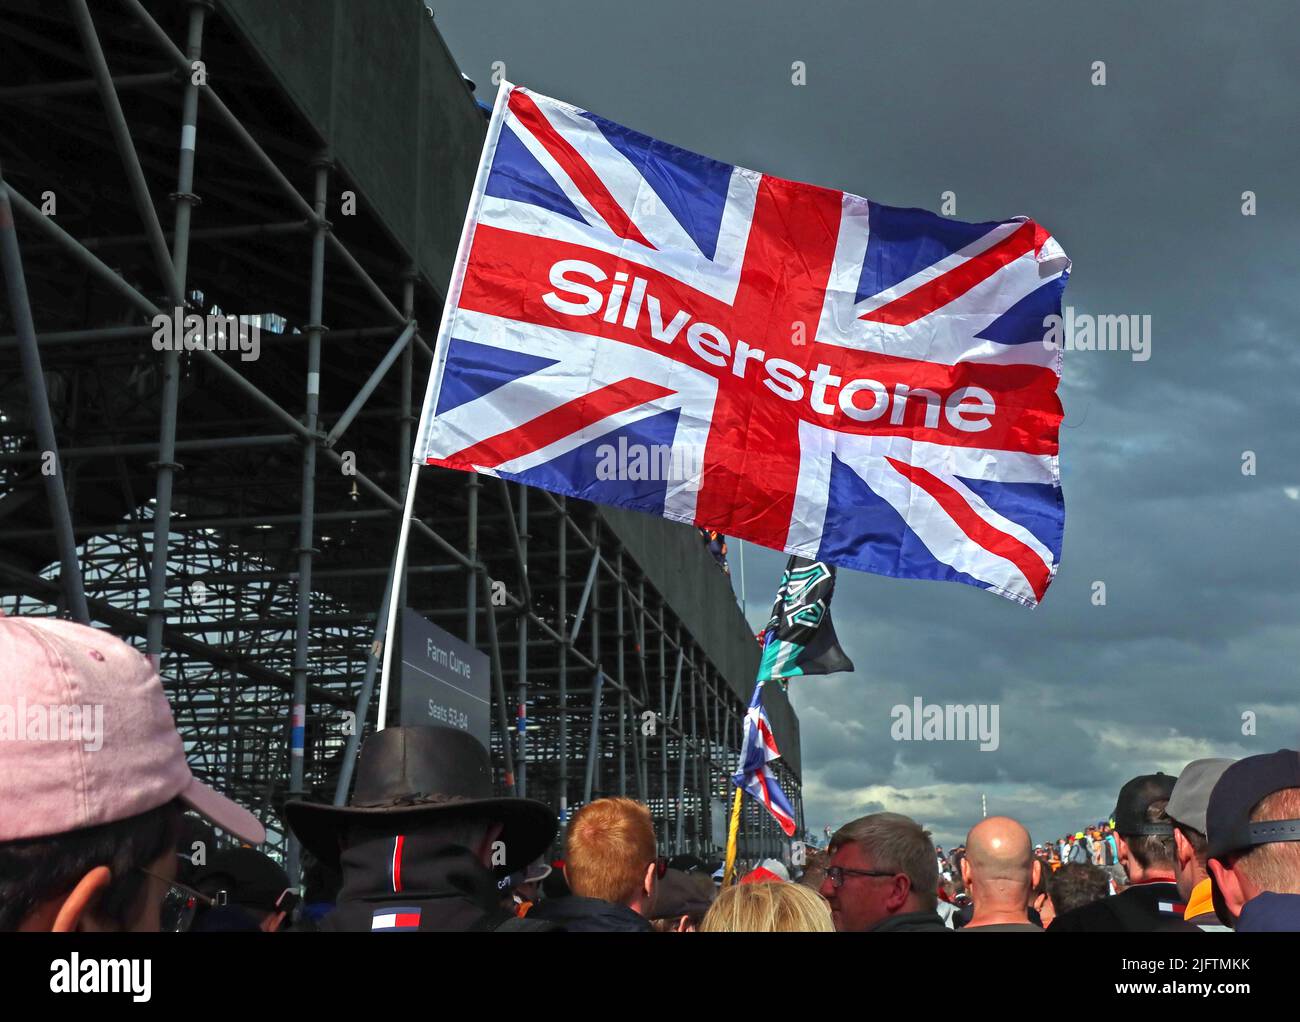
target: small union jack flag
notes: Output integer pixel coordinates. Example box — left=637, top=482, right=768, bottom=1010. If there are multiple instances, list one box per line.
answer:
left=417, top=83, right=1070, bottom=606
left=733, top=683, right=797, bottom=837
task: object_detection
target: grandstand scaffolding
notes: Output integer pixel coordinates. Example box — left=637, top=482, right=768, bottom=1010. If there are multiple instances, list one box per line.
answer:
left=0, top=0, right=803, bottom=879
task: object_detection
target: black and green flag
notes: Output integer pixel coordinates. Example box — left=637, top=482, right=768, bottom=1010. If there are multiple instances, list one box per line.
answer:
left=756, top=556, right=855, bottom=684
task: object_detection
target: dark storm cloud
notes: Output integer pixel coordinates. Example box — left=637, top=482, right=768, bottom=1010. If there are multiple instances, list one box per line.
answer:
left=429, top=0, right=1300, bottom=849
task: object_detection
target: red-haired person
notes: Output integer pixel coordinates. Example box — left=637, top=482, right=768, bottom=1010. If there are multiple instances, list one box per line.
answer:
left=533, top=797, right=658, bottom=932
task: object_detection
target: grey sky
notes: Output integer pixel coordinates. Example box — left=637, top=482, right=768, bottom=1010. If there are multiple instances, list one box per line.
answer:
left=430, top=0, right=1300, bottom=849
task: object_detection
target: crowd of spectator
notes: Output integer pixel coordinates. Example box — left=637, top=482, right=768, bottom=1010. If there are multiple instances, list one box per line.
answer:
left=3, top=616, right=1298, bottom=933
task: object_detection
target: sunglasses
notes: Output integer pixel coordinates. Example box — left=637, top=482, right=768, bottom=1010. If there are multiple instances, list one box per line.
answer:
left=146, top=869, right=223, bottom=933
left=145, top=865, right=301, bottom=932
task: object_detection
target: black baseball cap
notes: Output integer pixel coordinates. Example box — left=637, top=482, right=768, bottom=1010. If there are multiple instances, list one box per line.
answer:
left=1206, top=749, right=1300, bottom=861
left=192, top=847, right=294, bottom=912
left=1112, top=772, right=1177, bottom=835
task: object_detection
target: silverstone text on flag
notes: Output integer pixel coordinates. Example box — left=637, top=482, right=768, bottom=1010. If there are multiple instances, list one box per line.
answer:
left=415, top=82, right=1070, bottom=607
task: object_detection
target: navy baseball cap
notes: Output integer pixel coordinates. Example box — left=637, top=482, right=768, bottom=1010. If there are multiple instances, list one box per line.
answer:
left=1206, top=750, right=1300, bottom=861
left=1112, top=772, right=1178, bottom=835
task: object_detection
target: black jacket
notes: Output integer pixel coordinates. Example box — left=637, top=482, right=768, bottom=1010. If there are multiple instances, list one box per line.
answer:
left=317, top=836, right=554, bottom=932
left=1048, top=880, right=1194, bottom=933
left=868, top=910, right=951, bottom=932
left=531, top=895, right=653, bottom=932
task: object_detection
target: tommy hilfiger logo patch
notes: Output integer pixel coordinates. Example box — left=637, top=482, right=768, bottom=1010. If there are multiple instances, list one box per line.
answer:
left=371, top=906, right=421, bottom=931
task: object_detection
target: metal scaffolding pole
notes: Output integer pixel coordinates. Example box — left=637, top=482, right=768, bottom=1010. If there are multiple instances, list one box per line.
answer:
left=636, top=577, right=649, bottom=800
left=398, top=271, right=416, bottom=500
left=69, top=0, right=178, bottom=303
left=332, top=545, right=400, bottom=805
left=480, top=568, right=517, bottom=794
left=145, top=0, right=207, bottom=664
left=0, top=70, right=174, bottom=103
left=324, top=320, right=416, bottom=447
left=557, top=496, right=569, bottom=827
left=466, top=473, right=478, bottom=645
left=515, top=485, right=529, bottom=796
left=0, top=164, right=89, bottom=623
left=286, top=156, right=330, bottom=882
left=706, top=669, right=717, bottom=856
left=616, top=548, right=626, bottom=797
left=675, top=656, right=692, bottom=853
left=582, top=668, right=604, bottom=804
left=569, top=548, right=599, bottom=644
left=587, top=517, right=600, bottom=799
left=627, top=661, right=647, bottom=802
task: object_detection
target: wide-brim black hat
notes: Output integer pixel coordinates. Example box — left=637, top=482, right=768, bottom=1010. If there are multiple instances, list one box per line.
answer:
left=284, top=725, right=556, bottom=874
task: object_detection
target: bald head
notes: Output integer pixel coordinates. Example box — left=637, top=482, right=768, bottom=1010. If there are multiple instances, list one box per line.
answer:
left=962, top=816, right=1038, bottom=926
left=966, top=817, right=1033, bottom=881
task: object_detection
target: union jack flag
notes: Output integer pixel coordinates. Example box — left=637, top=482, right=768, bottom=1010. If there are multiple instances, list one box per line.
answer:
left=733, top=682, right=797, bottom=837
left=417, top=83, right=1070, bottom=606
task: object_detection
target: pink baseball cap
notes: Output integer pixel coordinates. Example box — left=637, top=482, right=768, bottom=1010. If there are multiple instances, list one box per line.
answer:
left=0, top=614, right=265, bottom=844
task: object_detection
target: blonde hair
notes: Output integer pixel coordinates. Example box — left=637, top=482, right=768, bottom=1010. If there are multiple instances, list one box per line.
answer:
left=564, top=797, right=657, bottom=905
left=699, top=881, right=835, bottom=932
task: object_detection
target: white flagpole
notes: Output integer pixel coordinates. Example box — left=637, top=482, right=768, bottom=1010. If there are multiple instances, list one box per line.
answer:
left=374, top=79, right=516, bottom=730
left=738, top=538, right=747, bottom=618
left=375, top=467, right=421, bottom=731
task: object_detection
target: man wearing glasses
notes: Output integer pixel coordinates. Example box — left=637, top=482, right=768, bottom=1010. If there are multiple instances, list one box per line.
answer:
left=818, top=812, right=950, bottom=932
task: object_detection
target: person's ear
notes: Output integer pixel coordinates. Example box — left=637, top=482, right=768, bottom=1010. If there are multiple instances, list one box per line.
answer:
left=885, top=873, right=910, bottom=912
left=643, top=860, right=657, bottom=898
left=960, top=857, right=972, bottom=889
left=676, top=914, right=693, bottom=932
left=51, top=866, right=113, bottom=933
left=1032, top=858, right=1042, bottom=890
left=1173, top=829, right=1193, bottom=872
left=1208, top=858, right=1247, bottom=918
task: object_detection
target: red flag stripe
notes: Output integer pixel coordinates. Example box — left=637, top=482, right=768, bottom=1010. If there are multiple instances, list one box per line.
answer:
left=508, top=91, right=656, bottom=250
left=885, top=456, right=1052, bottom=601
left=861, top=221, right=1040, bottom=327
left=436, top=377, right=675, bottom=470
